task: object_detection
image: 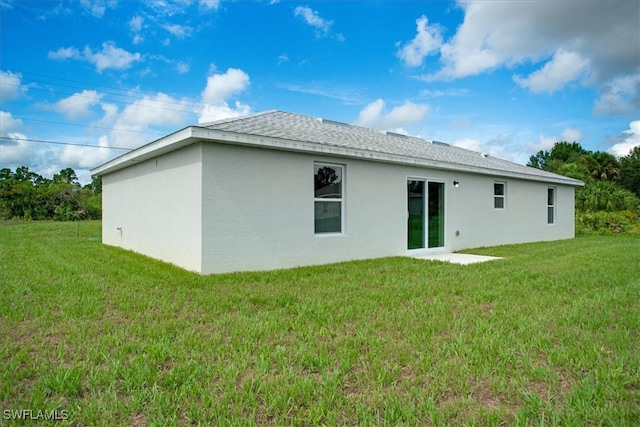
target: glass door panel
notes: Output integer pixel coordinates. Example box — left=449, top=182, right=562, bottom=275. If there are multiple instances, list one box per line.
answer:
left=427, top=182, right=445, bottom=248
left=407, top=180, right=425, bottom=249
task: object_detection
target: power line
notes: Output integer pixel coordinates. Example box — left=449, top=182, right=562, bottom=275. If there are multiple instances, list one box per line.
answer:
left=2, top=69, right=240, bottom=116
left=11, top=115, right=166, bottom=137
left=0, top=136, right=133, bottom=151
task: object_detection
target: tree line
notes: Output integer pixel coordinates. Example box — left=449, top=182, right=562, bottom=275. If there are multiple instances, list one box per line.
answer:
left=1, top=143, right=639, bottom=231
left=0, top=167, right=102, bottom=221
left=528, top=143, right=640, bottom=234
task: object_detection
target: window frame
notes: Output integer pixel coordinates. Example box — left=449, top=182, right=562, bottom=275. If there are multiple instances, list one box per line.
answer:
left=313, top=162, right=344, bottom=235
left=494, top=181, right=506, bottom=210
left=547, top=187, right=556, bottom=225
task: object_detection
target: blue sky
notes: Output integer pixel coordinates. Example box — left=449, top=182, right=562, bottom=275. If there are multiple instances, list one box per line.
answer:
left=1, top=0, right=639, bottom=184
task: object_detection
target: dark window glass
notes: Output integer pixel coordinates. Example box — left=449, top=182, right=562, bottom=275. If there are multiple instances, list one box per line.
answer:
left=314, top=165, right=342, bottom=199
left=314, top=202, right=341, bottom=233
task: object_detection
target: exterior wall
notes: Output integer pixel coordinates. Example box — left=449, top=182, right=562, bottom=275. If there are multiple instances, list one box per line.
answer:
left=445, top=173, right=575, bottom=251
left=101, top=141, right=576, bottom=275
left=200, top=144, right=408, bottom=274
left=101, top=143, right=203, bottom=272
left=200, top=143, right=576, bottom=274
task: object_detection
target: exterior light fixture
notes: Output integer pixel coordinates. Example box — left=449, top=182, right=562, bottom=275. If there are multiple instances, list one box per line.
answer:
left=453, top=181, right=459, bottom=188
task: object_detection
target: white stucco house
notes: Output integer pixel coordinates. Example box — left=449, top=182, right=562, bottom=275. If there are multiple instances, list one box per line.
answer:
left=91, top=110, right=583, bottom=274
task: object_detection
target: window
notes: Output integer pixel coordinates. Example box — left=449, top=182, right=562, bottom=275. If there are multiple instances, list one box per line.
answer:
left=494, top=182, right=505, bottom=209
left=547, top=187, right=555, bottom=224
left=314, top=163, right=343, bottom=234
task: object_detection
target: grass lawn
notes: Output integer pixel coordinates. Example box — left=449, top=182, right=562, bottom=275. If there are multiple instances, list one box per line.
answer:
left=1, top=221, right=639, bottom=426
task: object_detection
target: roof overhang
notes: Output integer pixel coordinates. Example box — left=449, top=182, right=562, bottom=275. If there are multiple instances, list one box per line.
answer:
left=92, top=126, right=584, bottom=187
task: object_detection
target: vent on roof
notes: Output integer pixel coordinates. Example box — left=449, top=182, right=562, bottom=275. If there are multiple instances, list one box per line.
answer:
left=321, top=118, right=351, bottom=127
left=480, top=153, right=489, bottom=158
left=431, top=140, right=449, bottom=146
left=385, top=131, right=409, bottom=138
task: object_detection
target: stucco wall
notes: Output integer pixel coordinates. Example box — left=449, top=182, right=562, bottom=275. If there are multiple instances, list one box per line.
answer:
left=199, top=143, right=576, bottom=274
left=445, top=173, right=575, bottom=250
left=101, top=141, right=576, bottom=274
left=200, top=144, right=409, bottom=273
left=101, top=143, right=203, bottom=272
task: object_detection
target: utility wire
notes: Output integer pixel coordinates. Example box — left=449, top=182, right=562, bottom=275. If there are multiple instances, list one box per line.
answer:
left=11, top=116, right=166, bottom=136
left=2, top=69, right=239, bottom=115
left=0, top=136, right=133, bottom=151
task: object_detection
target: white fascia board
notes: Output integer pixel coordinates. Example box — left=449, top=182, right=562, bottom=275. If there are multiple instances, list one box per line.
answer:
left=91, top=127, right=199, bottom=176
left=189, top=127, right=584, bottom=187
left=92, top=126, right=583, bottom=187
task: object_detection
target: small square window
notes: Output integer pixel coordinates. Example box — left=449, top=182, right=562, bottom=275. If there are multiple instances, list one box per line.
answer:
left=494, top=182, right=505, bottom=209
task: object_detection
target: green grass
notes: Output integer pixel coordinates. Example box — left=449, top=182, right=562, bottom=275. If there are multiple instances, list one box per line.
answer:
left=1, top=221, right=639, bottom=426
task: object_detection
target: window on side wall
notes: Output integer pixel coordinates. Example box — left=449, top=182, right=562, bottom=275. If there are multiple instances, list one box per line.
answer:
left=314, top=163, right=343, bottom=234
left=494, top=182, right=506, bottom=209
left=547, top=187, right=556, bottom=224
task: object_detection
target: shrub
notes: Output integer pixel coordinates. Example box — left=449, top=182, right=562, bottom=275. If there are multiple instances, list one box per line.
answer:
left=576, top=210, right=640, bottom=235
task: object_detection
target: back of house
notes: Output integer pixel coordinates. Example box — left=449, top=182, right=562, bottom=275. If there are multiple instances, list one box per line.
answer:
left=91, top=110, right=583, bottom=274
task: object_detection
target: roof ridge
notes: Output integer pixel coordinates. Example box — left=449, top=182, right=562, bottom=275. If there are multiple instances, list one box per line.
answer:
left=197, top=110, right=280, bottom=128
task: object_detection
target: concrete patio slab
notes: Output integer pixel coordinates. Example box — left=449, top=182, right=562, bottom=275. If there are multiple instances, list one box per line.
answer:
left=411, top=253, right=503, bottom=265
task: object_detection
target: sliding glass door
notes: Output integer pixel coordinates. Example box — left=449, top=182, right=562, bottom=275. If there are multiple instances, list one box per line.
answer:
left=407, top=180, right=445, bottom=250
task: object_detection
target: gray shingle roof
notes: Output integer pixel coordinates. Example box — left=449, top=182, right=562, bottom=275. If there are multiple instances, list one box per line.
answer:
left=199, top=110, right=583, bottom=185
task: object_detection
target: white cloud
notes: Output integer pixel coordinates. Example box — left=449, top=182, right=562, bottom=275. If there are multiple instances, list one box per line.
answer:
left=48, top=46, right=81, bottom=60
left=294, top=6, right=333, bottom=37
left=593, top=73, right=640, bottom=116
left=83, top=42, right=142, bottom=72
left=199, top=0, right=220, bottom=10
left=199, top=68, right=251, bottom=123
left=278, top=54, right=289, bottom=65
left=201, top=67, right=249, bottom=104
left=561, top=128, right=582, bottom=143
left=451, top=137, right=482, bottom=152
left=163, top=24, right=193, bottom=39
left=52, top=90, right=103, bottom=120
left=60, top=135, right=113, bottom=169
left=452, top=135, right=518, bottom=163
left=130, top=16, right=144, bottom=44
left=397, top=15, right=443, bottom=67
left=355, top=99, right=429, bottom=132
left=608, top=120, right=640, bottom=158
left=0, top=70, right=27, bottom=102
left=427, top=1, right=638, bottom=80
left=0, top=111, right=24, bottom=136
left=176, top=61, right=190, bottom=74
left=110, top=92, right=192, bottom=148
left=525, top=127, right=583, bottom=153
left=199, top=102, right=251, bottom=124
left=79, top=0, right=116, bottom=18
left=0, top=111, right=34, bottom=166
left=129, top=15, right=143, bottom=32
left=410, top=0, right=639, bottom=112
left=50, top=42, right=141, bottom=72
left=513, top=50, right=590, bottom=93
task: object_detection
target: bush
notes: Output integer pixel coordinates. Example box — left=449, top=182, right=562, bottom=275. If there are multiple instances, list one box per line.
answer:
left=576, top=210, right=640, bottom=235
left=576, top=181, right=640, bottom=213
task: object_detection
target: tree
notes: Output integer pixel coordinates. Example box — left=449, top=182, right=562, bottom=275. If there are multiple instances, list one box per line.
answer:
left=527, top=141, right=587, bottom=172
left=53, top=167, right=80, bottom=186
left=619, top=146, right=640, bottom=197
left=582, top=151, right=620, bottom=181
left=576, top=180, right=640, bottom=213
left=84, top=175, right=102, bottom=194
left=0, top=167, right=102, bottom=220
